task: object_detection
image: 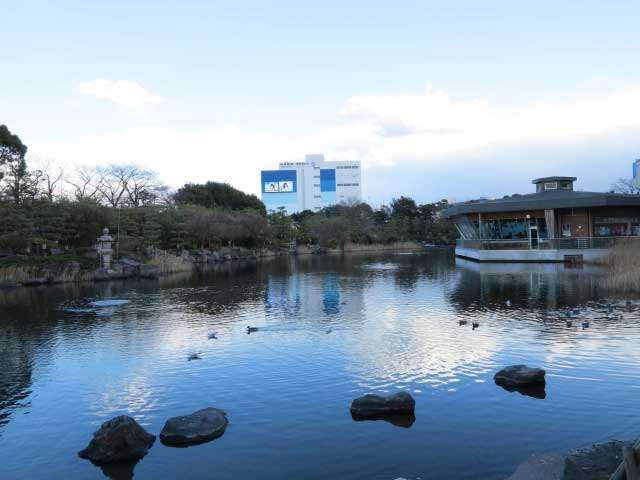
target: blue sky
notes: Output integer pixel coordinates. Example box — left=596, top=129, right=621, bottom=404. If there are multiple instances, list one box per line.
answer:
left=3, top=1, right=640, bottom=204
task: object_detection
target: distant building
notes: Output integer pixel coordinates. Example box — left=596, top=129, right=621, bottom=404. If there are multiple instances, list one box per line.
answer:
left=442, top=175, right=640, bottom=262
left=634, top=159, right=640, bottom=188
left=261, top=154, right=361, bottom=214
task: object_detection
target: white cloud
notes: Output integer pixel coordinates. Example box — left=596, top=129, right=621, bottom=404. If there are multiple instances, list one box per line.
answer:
left=33, top=83, right=640, bottom=200
left=76, top=79, right=165, bottom=107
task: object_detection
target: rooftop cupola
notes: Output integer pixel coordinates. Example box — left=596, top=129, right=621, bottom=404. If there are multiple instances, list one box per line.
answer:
left=532, top=176, right=577, bottom=193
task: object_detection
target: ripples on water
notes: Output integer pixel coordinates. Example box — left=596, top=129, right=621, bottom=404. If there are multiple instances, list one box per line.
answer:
left=1, top=252, right=639, bottom=479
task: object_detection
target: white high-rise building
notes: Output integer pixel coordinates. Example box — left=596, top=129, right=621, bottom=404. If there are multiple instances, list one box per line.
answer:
left=261, top=154, right=361, bottom=213
left=634, top=159, right=640, bottom=188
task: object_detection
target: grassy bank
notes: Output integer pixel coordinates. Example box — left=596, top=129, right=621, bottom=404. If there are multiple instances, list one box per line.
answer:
left=0, top=254, right=98, bottom=285
left=600, top=239, right=640, bottom=293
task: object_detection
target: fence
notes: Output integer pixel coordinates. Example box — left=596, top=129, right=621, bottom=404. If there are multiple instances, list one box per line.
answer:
left=456, top=236, right=640, bottom=251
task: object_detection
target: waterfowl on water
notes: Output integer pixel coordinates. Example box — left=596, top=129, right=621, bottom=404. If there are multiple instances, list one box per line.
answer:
left=326, top=327, right=333, bottom=334
left=472, top=322, right=480, bottom=330
left=188, top=353, right=202, bottom=361
left=582, top=321, right=590, bottom=329
left=505, top=300, right=512, bottom=307
left=459, top=320, right=468, bottom=326
left=247, top=326, right=259, bottom=333
left=208, top=331, right=218, bottom=339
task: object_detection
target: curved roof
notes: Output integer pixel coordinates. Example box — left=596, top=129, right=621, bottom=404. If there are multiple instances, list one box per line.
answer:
left=532, top=176, right=577, bottom=184
left=441, top=190, right=640, bottom=218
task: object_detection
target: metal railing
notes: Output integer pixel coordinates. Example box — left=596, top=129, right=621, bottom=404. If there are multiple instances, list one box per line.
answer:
left=456, top=236, right=639, bottom=251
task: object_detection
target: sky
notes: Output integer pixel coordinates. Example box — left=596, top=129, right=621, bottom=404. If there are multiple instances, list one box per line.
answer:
left=3, top=0, right=640, bottom=205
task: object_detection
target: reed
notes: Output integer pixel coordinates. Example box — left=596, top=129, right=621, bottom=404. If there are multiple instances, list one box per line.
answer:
left=148, top=255, right=195, bottom=274
left=600, top=239, right=640, bottom=293
left=0, top=266, right=39, bottom=283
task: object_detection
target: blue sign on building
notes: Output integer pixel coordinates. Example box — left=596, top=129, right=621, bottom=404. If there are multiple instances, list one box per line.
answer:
left=320, top=169, right=336, bottom=206
left=261, top=170, right=298, bottom=214
left=261, top=170, right=297, bottom=193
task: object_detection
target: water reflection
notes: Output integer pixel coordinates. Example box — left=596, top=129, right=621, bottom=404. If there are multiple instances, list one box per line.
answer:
left=1, top=253, right=640, bottom=480
left=351, top=413, right=416, bottom=428
left=496, top=383, right=547, bottom=400
left=97, top=460, right=138, bottom=480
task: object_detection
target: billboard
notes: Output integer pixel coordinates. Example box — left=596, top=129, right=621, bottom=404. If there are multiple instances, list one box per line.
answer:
left=279, top=181, right=294, bottom=192
left=261, top=170, right=297, bottom=193
left=264, top=182, right=279, bottom=193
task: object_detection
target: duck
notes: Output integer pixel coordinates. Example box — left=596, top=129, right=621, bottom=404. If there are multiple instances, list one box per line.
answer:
left=459, top=320, right=468, bottom=326
left=208, top=331, right=218, bottom=339
left=582, top=320, right=590, bottom=329
left=188, top=353, right=202, bottom=361
left=472, top=322, right=480, bottom=330
left=246, top=326, right=259, bottom=333
left=326, top=327, right=333, bottom=334
left=566, top=320, right=573, bottom=327
left=505, top=300, right=512, bottom=307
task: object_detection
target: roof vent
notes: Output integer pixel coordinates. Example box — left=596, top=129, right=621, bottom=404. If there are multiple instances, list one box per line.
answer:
left=532, top=176, right=577, bottom=193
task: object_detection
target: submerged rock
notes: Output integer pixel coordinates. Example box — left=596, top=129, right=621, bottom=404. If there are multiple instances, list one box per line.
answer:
left=507, top=440, right=635, bottom=480
left=160, top=408, right=228, bottom=446
left=350, top=392, right=415, bottom=417
left=494, top=365, right=546, bottom=388
left=78, top=416, right=156, bottom=464
left=507, top=453, right=565, bottom=480
left=564, top=440, right=633, bottom=480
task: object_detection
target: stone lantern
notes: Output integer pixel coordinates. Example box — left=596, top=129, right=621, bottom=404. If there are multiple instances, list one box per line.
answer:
left=97, top=228, right=114, bottom=269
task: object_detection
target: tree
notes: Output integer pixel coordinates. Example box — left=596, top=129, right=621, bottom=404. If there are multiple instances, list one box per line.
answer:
left=0, top=125, right=39, bottom=205
left=612, top=178, right=640, bottom=195
left=96, top=165, right=133, bottom=208
left=0, top=124, right=27, bottom=182
left=34, top=159, right=65, bottom=201
left=123, top=166, right=165, bottom=207
left=174, top=181, right=266, bottom=214
left=3, top=157, right=42, bottom=205
left=66, top=165, right=104, bottom=201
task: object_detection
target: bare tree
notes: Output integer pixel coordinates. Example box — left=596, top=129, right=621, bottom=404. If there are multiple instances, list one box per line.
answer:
left=95, top=165, right=134, bottom=207
left=123, top=166, right=164, bottom=207
left=66, top=166, right=103, bottom=201
left=612, top=178, right=640, bottom=195
left=33, top=158, right=65, bottom=201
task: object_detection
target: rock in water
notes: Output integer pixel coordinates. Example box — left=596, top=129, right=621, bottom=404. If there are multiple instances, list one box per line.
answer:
left=494, top=365, right=546, bottom=387
left=160, top=408, right=228, bottom=446
left=350, top=392, right=415, bottom=417
left=78, top=416, right=156, bottom=463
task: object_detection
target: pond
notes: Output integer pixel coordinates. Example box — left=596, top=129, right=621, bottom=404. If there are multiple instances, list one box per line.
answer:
left=1, top=251, right=639, bottom=479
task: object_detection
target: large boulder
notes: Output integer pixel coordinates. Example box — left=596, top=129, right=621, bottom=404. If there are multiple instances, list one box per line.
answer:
left=78, top=416, right=155, bottom=464
left=350, top=392, right=415, bottom=417
left=494, top=365, right=546, bottom=388
left=160, top=408, right=228, bottom=446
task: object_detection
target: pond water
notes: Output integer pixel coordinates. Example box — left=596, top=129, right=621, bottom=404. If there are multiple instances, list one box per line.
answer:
left=1, top=251, right=639, bottom=480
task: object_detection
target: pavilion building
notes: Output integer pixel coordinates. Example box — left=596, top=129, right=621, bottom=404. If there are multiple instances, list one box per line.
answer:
left=441, top=176, right=640, bottom=262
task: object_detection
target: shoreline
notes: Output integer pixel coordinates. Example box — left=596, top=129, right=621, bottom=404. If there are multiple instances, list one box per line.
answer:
left=0, top=242, right=431, bottom=289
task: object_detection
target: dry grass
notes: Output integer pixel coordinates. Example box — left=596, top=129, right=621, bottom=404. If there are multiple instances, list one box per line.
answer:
left=0, top=266, right=39, bottom=283
left=148, top=255, right=195, bottom=274
left=600, top=239, right=640, bottom=293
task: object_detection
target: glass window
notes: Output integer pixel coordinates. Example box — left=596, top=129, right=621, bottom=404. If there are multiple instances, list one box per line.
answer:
left=544, top=182, right=558, bottom=190
left=499, top=219, right=528, bottom=239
